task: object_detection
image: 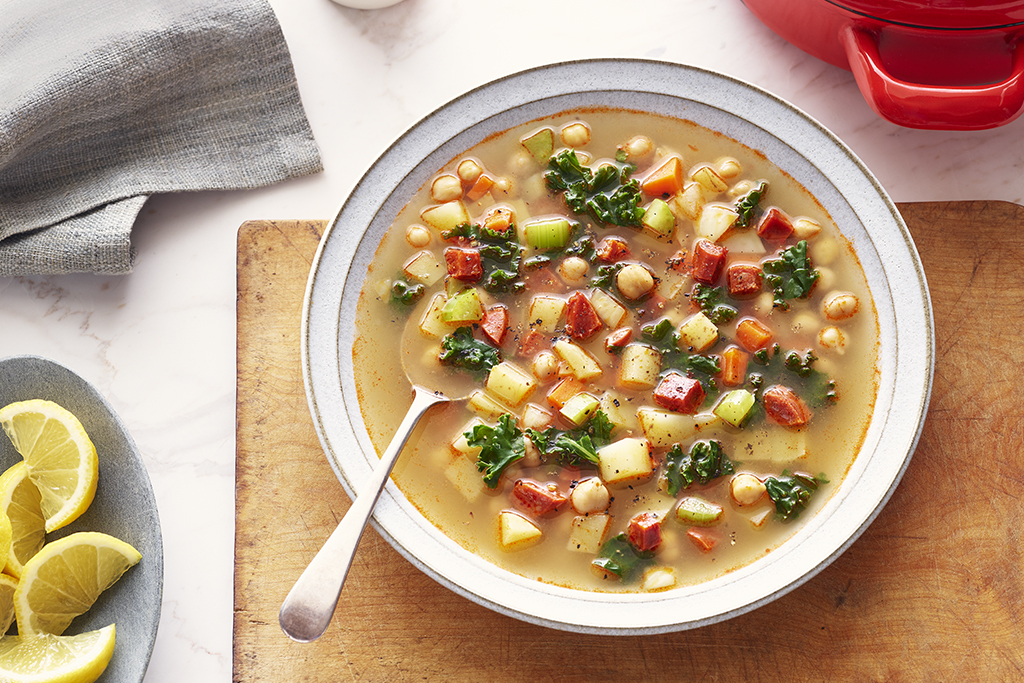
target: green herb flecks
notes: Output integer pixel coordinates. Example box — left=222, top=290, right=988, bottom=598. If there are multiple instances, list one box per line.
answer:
left=663, top=440, right=735, bottom=497
left=466, top=414, right=525, bottom=489
left=762, top=240, right=820, bottom=311
left=734, top=181, right=768, bottom=228
left=764, top=471, right=827, bottom=521
left=546, top=150, right=644, bottom=228
left=438, top=326, right=501, bottom=377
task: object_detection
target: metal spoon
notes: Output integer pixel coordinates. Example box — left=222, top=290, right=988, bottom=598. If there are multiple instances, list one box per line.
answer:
left=279, top=317, right=469, bottom=643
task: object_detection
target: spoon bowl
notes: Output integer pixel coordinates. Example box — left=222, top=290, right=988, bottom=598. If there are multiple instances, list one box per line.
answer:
left=278, top=319, right=467, bottom=642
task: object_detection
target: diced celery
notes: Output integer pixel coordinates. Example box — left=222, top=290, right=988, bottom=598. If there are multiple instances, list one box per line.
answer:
left=675, top=497, right=724, bottom=526
left=524, top=218, right=571, bottom=250
left=714, top=389, right=755, bottom=427
left=440, top=288, right=483, bottom=323
left=559, top=392, right=600, bottom=426
left=521, top=128, right=555, bottom=163
left=641, top=198, right=676, bottom=238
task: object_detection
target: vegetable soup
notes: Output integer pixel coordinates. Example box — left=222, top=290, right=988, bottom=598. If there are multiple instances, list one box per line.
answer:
left=352, top=108, right=879, bottom=593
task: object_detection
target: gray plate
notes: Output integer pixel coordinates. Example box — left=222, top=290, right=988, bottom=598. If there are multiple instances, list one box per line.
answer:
left=302, top=59, right=934, bottom=634
left=0, top=355, right=162, bottom=681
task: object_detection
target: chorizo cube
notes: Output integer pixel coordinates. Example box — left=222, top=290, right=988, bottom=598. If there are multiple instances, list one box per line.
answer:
left=756, top=207, right=794, bottom=241
left=653, top=372, right=706, bottom=414
left=726, top=263, right=763, bottom=298
left=763, top=385, right=812, bottom=428
left=444, top=247, right=483, bottom=281
left=595, top=236, right=630, bottom=263
left=564, top=291, right=602, bottom=341
left=512, top=479, right=567, bottom=515
left=691, top=238, right=727, bottom=285
left=628, top=512, right=662, bottom=552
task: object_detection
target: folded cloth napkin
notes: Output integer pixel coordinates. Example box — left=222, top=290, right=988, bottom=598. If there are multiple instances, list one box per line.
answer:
left=0, top=0, right=323, bottom=276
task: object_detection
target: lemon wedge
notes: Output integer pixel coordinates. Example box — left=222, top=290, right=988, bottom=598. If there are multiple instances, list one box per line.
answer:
left=0, top=463, right=46, bottom=578
left=0, top=624, right=115, bottom=683
left=0, top=400, right=98, bottom=533
left=0, top=573, right=17, bottom=634
left=15, top=532, right=140, bottom=637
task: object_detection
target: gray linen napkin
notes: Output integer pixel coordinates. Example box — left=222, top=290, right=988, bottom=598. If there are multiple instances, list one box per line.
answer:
left=0, top=0, right=323, bottom=276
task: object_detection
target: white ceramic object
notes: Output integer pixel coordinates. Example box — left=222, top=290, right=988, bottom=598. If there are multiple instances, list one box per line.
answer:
left=301, top=59, right=934, bottom=634
left=0, top=355, right=163, bottom=678
left=328, top=0, right=404, bottom=9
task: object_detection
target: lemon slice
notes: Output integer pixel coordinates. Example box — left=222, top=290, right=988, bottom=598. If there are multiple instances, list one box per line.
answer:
left=0, top=463, right=46, bottom=578
left=0, top=624, right=115, bottom=683
left=0, top=400, right=98, bottom=533
left=15, top=532, right=140, bottom=636
left=0, top=573, right=17, bottom=634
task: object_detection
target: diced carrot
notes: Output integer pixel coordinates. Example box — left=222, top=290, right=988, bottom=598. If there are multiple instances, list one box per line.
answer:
left=640, top=156, right=684, bottom=197
left=482, top=206, right=513, bottom=233
left=517, top=329, right=547, bottom=357
left=480, top=305, right=509, bottom=346
left=687, top=528, right=718, bottom=554
left=466, top=174, right=495, bottom=201
left=735, top=317, right=773, bottom=351
left=546, top=377, right=585, bottom=409
left=721, top=346, right=748, bottom=387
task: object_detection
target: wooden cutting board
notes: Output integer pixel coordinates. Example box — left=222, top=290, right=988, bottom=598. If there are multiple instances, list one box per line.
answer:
left=234, top=202, right=1024, bottom=682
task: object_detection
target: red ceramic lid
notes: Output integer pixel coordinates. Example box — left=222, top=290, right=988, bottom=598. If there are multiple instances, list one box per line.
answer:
left=832, top=0, right=1024, bottom=29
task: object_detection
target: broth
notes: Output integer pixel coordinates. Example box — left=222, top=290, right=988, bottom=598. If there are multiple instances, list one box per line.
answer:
left=352, top=108, right=879, bottom=592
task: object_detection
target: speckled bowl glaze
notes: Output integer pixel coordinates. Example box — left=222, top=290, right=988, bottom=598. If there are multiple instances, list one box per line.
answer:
left=302, top=59, right=934, bottom=634
left=0, top=355, right=162, bottom=680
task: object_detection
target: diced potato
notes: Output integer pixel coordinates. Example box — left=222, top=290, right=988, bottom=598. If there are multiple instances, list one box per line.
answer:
left=419, top=293, right=454, bottom=339
left=600, top=390, right=639, bottom=433
left=691, top=165, right=729, bottom=194
left=589, top=288, right=628, bottom=328
left=421, top=200, right=471, bottom=232
left=746, top=507, right=773, bottom=529
left=486, top=362, right=537, bottom=407
left=566, top=513, right=611, bottom=554
left=618, top=344, right=662, bottom=390
left=642, top=567, right=677, bottom=592
left=740, top=425, right=808, bottom=463
left=552, top=339, right=603, bottom=381
left=468, top=389, right=510, bottom=420
left=673, top=180, right=706, bottom=221
left=450, top=417, right=485, bottom=457
left=498, top=511, right=543, bottom=551
left=403, top=250, right=445, bottom=285
left=598, top=437, right=654, bottom=485
left=637, top=407, right=718, bottom=448
left=677, top=312, right=719, bottom=353
left=696, top=203, right=739, bottom=242
left=720, top=229, right=768, bottom=255
left=445, top=454, right=485, bottom=502
left=521, top=403, right=553, bottom=431
left=529, top=295, right=566, bottom=333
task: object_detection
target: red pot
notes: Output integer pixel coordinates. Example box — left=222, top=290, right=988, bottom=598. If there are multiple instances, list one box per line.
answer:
left=742, top=0, right=1024, bottom=130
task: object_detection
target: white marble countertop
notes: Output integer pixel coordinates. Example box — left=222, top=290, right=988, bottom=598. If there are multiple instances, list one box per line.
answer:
left=2, top=0, right=1022, bottom=680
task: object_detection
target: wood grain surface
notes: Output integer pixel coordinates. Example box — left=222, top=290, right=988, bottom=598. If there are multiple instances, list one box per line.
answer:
left=234, top=202, right=1024, bottom=682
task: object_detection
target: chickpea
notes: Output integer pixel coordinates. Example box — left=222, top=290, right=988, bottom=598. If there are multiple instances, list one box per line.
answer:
left=558, top=256, right=589, bottom=283
left=823, top=292, right=860, bottom=321
left=815, top=266, right=836, bottom=291
left=621, top=135, right=653, bottom=161
left=561, top=122, right=591, bottom=148
left=818, top=325, right=847, bottom=353
left=430, top=174, right=462, bottom=202
left=457, top=159, right=483, bottom=185
left=616, top=264, right=656, bottom=300
left=492, top=176, right=516, bottom=198
left=790, top=312, right=818, bottom=334
left=726, top=179, right=755, bottom=200
left=405, top=224, right=431, bottom=248
left=521, top=435, right=542, bottom=468
left=571, top=477, right=611, bottom=514
left=811, top=238, right=839, bottom=266
left=730, top=473, right=767, bottom=506
left=532, top=351, right=559, bottom=381
left=792, top=217, right=822, bottom=240
left=716, top=157, right=742, bottom=179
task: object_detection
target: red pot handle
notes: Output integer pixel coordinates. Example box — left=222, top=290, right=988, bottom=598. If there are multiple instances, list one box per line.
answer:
left=840, top=25, right=1024, bottom=130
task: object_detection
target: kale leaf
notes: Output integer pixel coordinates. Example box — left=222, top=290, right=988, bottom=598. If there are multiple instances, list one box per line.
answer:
left=691, top=283, right=738, bottom=324
left=734, top=181, right=768, bottom=228
left=390, top=278, right=425, bottom=306
left=764, top=471, right=827, bottom=521
left=438, top=326, right=501, bottom=377
left=663, top=440, right=735, bottom=497
left=526, top=409, right=614, bottom=467
left=751, top=344, right=836, bottom=407
left=591, top=533, right=655, bottom=581
left=546, top=150, right=644, bottom=227
left=762, top=240, right=820, bottom=311
left=467, top=413, right=525, bottom=489
left=442, top=222, right=524, bottom=295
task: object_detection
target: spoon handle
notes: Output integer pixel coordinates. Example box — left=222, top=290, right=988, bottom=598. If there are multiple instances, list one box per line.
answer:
left=279, top=386, right=446, bottom=642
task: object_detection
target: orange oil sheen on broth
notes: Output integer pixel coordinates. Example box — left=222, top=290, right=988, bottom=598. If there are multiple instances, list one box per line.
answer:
left=353, top=108, right=879, bottom=592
